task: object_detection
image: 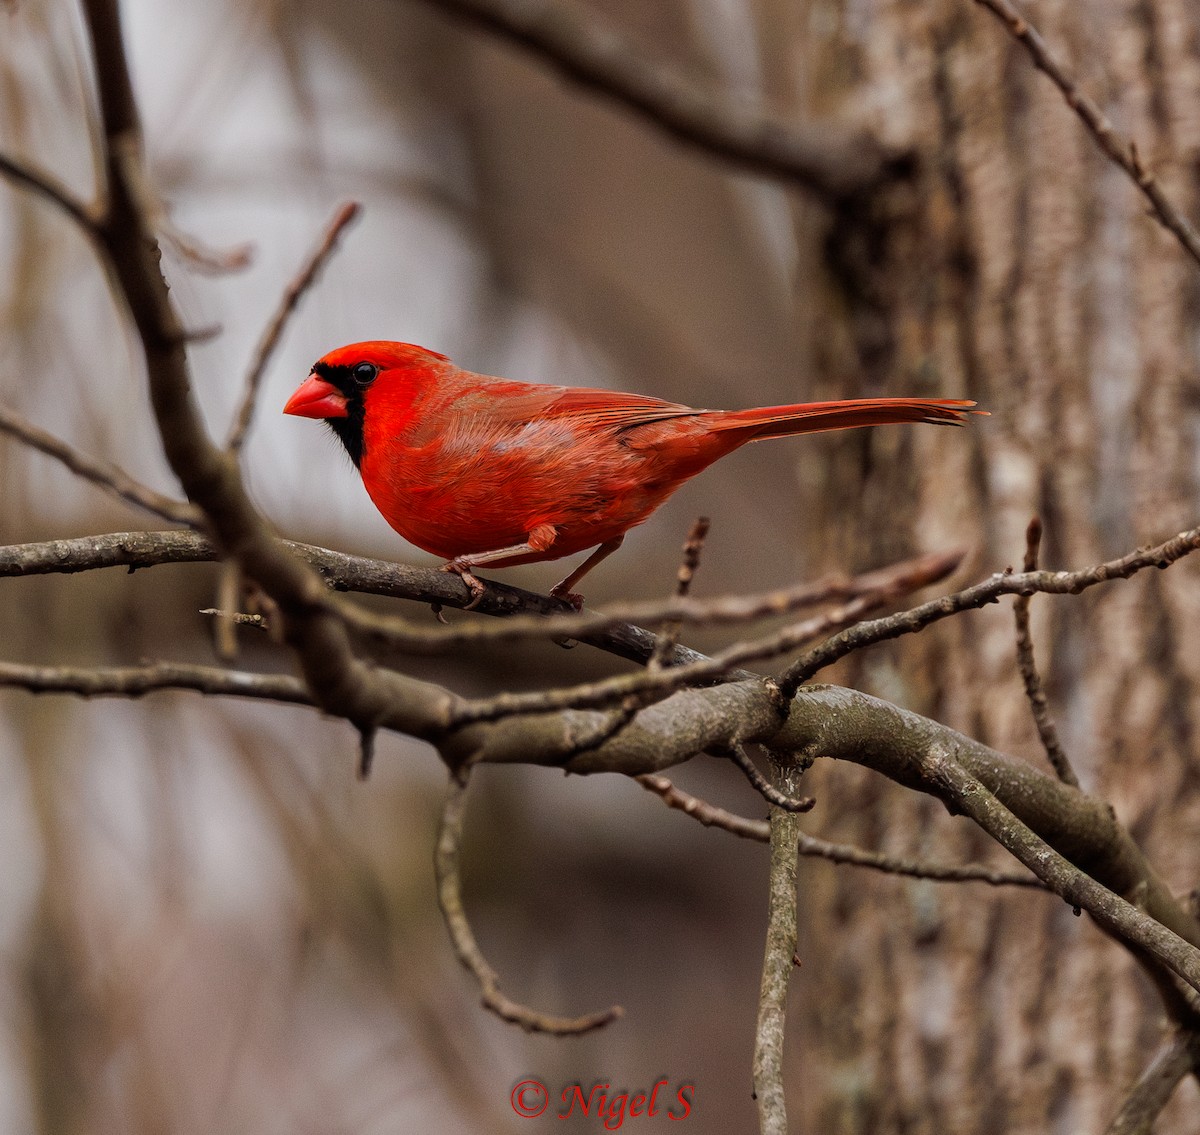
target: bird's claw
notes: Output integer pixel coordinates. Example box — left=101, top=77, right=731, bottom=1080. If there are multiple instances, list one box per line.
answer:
left=443, top=560, right=487, bottom=610
left=549, top=585, right=585, bottom=611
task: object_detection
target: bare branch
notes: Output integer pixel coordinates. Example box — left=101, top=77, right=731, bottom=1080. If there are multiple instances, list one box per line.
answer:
left=0, top=404, right=201, bottom=527
left=0, top=659, right=311, bottom=704
left=778, top=522, right=1200, bottom=698
left=0, top=150, right=99, bottom=233
left=1013, top=517, right=1079, bottom=787
left=226, top=201, right=362, bottom=453
left=1107, top=1029, right=1200, bottom=1135
left=636, top=774, right=1044, bottom=887
left=411, top=0, right=911, bottom=200
left=433, top=772, right=622, bottom=1034
left=972, top=0, right=1200, bottom=268
left=753, top=755, right=802, bottom=1135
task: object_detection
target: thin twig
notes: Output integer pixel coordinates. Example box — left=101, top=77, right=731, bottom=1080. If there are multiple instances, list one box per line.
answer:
left=433, top=772, right=622, bottom=1035
left=778, top=523, right=1200, bottom=698
left=226, top=201, right=362, bottom=453
left=412, top=0, right=910, bottom=200
left=636, top=774, right=1044, bottom=887
left=1106, top=1029, right=1200, bottom=1135
left=1013, top=517, right=1079, bottom=787
left=752, top=755, right=802, bottom=1135
left=649, top=517, right=709, bottom=669
left=0, top=403, right=201, bottom=527
left=972, top=0, right=1200, bottom=268
left=0, top=659, right=312, bottom=704
left=725, top=745, right=814, bottom=813
left=0, top=150, right=100, bottom=233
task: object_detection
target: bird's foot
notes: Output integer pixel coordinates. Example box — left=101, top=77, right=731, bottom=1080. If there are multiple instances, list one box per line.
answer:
left=548, top=583, right=585, bottom=610
left=443, top=560, right=487, bottom=610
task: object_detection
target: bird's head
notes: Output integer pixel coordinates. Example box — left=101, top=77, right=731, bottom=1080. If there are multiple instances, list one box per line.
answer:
left=283, top=341, right=451, bottom=466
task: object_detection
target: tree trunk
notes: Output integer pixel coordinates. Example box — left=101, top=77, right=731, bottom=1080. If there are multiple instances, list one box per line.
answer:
left=778, top=1, right=1200, bottom=1130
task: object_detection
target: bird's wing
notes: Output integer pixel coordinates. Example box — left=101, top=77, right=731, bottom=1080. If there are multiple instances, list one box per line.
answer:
left=536, top=385, right=701, bottom=430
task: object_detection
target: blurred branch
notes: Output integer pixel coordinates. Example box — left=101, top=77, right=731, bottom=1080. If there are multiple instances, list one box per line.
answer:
left=777, top=521, right=1200, bottom=698
left=226, top=201, right=362, bottom=454
left=971, top=0, right=1200, bottom=268
left=753, top=755, right=802, bottom=1135
left=1107, top=1029, right=1200, bottom=1135
left=157, top=216, right=254, bottom=274
left=413, top=0, right=911, bottom=200
left=0, top=404, right=202, bottom=527
left=434, top=772, right=622, bottom=1034
left=0, top=659, right=311, bottom=703
left=0, top=151, right=100, bottom=232
left=636, top=774, right=1044, bottom=887
left=1012, top=517, right=1079, bottom=787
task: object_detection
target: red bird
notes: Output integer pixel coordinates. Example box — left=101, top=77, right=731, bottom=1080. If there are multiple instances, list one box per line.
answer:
left=284, top=341, right=979, bottom=607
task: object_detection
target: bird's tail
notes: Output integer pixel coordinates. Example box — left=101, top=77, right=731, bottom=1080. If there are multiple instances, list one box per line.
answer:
left=710, top=397, right=981, bottom=441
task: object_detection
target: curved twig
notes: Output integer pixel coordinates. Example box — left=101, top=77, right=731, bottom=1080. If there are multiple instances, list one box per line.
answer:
left=434, top=772, right=622, bottom=1035
left=725, top=745, right=814, bottom=813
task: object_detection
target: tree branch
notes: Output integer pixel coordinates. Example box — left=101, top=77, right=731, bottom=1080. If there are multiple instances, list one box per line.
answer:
left=411, top=0, right=911, bottom=200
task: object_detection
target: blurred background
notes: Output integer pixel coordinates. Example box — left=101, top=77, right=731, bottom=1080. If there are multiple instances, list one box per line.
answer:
left=3, top=0, right=1200, bottom=1130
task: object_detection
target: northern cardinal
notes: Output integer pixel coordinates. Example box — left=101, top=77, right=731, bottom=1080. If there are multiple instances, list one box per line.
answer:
left=284, top=341, right=980, bottom=607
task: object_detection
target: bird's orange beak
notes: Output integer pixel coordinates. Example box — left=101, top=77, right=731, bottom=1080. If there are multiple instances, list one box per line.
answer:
left=284, top=374, right=349, bottom=419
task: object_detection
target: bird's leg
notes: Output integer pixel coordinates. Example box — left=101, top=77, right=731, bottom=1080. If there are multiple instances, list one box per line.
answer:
left=550, top=536, right=625, bottom=609
left=443, top=524, right=558, bottom=611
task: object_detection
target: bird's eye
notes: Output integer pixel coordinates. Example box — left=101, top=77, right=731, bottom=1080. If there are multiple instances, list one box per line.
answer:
left=352, top=362, right=378, bottom=386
